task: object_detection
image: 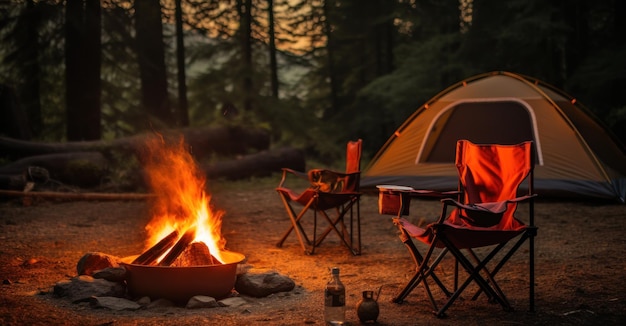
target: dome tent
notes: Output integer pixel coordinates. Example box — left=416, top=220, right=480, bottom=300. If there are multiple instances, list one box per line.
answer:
left=361, top=71, right=626, bottom=202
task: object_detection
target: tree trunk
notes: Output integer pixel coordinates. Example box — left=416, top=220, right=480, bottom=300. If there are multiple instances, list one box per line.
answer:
left=562, top=0, right=589, bottom=82
left=322, top=0, right=339, bottom=119
left=65, top=0, right=85, bottom=140
left=65, top=0, right=102, bottom=141
left=175, top=0, right=189, bottom=127
left=0, top=84, right=31, bottom=140
left=22, top=0, right=41, bottom=138
left=268, top=0, right=279, bottom=99
left=134, top=0, right=172, bottom=126
left=83, top=0, right=102, bottom=140
left=242, top=0, right=253, bottom=111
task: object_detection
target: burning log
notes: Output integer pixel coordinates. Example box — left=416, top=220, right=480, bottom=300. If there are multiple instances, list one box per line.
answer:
left=158, top=227, right=197, bottom=266
left=172, top=241, right=217, bottom=266
left=131, top=230, right=180, bottom=265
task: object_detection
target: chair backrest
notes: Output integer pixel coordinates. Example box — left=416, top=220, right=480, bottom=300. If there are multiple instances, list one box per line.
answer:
left=345, top=139, right=362, bottom=192
left=346, top=139, right=363, bottom=174
left=455, top=140, right=533, bottom=204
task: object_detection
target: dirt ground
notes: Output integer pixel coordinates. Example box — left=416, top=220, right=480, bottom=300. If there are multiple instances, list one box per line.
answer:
left=1, top=179, right=625, bottom=326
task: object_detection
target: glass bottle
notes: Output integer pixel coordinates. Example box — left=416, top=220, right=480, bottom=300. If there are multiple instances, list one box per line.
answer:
left=324, top=267, right=346, bottom=325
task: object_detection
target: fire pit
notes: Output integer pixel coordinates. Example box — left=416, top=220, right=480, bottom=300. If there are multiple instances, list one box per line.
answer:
left=123, top=250, right=245, bottom=303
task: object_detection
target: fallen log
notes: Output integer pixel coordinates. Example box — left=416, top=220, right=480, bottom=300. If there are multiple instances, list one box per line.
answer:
left=0, top=190, right=154, bottom=201
left=0, top=174, right=26, bottom=190
left=204, top=147, right=305, bottom=180
left=131, top=230, right=180, bottom=265
left=0, top=146, right=305, bottom=192
left=0, top=125, right=270, bottom=160
left=0, top=152, right=108, bottom=188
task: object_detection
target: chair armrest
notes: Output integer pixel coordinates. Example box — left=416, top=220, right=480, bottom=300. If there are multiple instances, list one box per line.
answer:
left=277, top=168, right=308, bottom=188
left=377, top=185, right=458, bottom=198
left=441, top=198, right=508, bottom=214
left=440, top=194, right=538, bottom=226
left=506, top=194, right=538, bottom=203
left=441, top=194, right=537, bottom=212
left=410, top=189, right=460, bottom=198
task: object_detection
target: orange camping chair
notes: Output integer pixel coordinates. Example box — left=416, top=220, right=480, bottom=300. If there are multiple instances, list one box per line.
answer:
left=276, top=139, right=362, bottom=255
left=384, top=140, right=537, bottom=317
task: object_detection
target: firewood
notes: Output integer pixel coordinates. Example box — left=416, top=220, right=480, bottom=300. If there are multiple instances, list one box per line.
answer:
left=131, top=230, right=180, bottom=265
left=171, top=241, right=216, bottom=267
left=158, top=227, right=196, bottom=266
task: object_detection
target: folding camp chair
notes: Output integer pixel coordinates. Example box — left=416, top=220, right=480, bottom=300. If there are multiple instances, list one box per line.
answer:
left=383, top=140, right=537, bottom=317
left=276, top=139, right=362, bottom=255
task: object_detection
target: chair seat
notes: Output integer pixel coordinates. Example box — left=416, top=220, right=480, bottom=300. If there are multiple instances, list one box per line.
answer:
left=275, top=139, right=363, bottom=255
left=396, top=217, right=526, bottom=249
left=277, top=187, right=359, bottom=211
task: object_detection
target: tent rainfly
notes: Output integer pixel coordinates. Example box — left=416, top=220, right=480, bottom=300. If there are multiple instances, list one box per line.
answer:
left=361, top=71, right=626, bottom=202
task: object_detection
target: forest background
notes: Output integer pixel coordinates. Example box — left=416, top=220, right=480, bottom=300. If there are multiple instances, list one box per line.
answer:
left=1, top=0, right=625, bottom=168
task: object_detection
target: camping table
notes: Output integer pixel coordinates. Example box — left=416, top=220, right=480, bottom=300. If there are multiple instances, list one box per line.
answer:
left=376, top=185, right=459, bottom=218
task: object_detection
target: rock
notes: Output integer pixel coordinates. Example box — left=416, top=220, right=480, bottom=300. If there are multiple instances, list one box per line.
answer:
left=76, top=252, right=121, bottom=276
left=53, top=275, right=126, bottom=303
left=186, top=295, right=219, bottom=309
left=218, top=297, right=248, bottom=308
left=235, top=270, right=295, bottom=298
left=136, top=296, right=151, bottom=306
left=90, top=296, right=142, bottom=311
left=236, top=263, right=253, bottom=275
left=22, top=258, right=38, bottom=266
left=92, top=266, right=127, bottom=282
left=146, top=298, right=175, bottom=309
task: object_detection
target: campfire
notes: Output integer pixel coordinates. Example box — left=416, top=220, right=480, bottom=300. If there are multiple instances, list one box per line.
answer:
left=121, top=135, right=245, bottom=303
left=52, top=134, right=295, bottom=309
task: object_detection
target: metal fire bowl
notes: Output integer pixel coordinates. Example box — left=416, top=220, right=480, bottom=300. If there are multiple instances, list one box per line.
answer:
left=122, top=250, right=245, bottom=304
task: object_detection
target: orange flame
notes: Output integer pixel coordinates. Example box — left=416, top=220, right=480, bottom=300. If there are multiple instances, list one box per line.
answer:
left=141, top=135, right=226, bottom=264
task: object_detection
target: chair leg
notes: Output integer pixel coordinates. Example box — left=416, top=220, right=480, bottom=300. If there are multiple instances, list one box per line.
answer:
left=528, top=226, right=537, bottom=312
left=312, top=201, right=361, bottom=255
left=392, top=242, right=437, bottom=306
left=434, top=237, right=512, bottom=317
left=355, top=200, right=361, bottom=254
left=470, top=232, right=530, bottom=301
left=308, top=208, right=318, bottom=255
left=393, top=230, right=451, bottom=307
left=276, top=194, right=314, bottom=254
left=344, top=198, right=361, bottom=255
